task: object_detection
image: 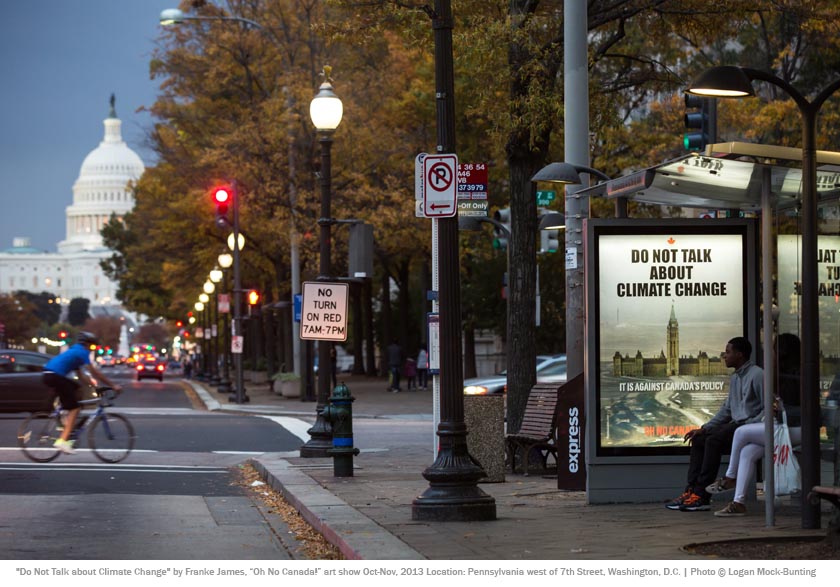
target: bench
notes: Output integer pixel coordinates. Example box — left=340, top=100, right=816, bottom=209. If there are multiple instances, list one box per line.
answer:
left=505, top=383, right=561, bottom=476
left=808, top=485, right=840, bottom=509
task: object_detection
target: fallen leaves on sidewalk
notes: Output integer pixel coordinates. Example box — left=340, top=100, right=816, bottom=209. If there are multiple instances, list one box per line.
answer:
left=234, top=463, right=344, bottom=560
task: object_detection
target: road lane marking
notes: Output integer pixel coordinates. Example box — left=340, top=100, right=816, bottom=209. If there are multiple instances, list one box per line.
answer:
left=258, top=415, right=312, bottom=442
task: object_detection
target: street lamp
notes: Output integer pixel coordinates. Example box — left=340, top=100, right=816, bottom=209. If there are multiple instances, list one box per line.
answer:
left=227, top=216, right=248, bottom=403
left=411, top=0, right=496, bottom=522
left=199, top=293, right=210, bottom=380
left=217, top=253, right=233, bottom=394
left=205, top=278, right=220, bottom=385
left=530, top=162, right=612, bottom=386
left=300, top=66, right=343, bottom=459
left=194, top=300, right=206, bottom=380
left=160, top=7, right=262, bottom=29
left=688, top=65, right=840, bottom=530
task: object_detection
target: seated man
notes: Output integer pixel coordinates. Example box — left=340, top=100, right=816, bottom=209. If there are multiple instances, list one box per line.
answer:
left=665, top=336, right=764, bottom=512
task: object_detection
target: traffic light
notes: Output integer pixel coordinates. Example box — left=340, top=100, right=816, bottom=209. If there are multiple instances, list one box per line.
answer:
left=683, top=94, right=716, bottom=151
left=58, top=330, right=68, bottom=343
left=540, top=228, right=560, bottom=253
left=247, top=289, right=260, bottom=317
left=212, top=185, right=232, bottom=228
left=492, top=208, right=511, bottom=250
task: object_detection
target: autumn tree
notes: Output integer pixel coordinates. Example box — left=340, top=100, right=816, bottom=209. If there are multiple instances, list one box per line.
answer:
left=0, top=293, right=39, bottom=346
left=82, top=316, right=123, bottom=351
left=67, top=298, right=91, bottom=327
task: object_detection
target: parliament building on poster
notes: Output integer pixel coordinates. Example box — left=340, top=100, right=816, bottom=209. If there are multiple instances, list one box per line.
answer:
left=611, top=305, right=729, bottom=378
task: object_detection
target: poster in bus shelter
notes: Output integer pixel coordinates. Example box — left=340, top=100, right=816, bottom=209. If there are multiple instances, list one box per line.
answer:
left=777, top=234, right=840, bottom=395
left=591, top=221, right=753, bottom=456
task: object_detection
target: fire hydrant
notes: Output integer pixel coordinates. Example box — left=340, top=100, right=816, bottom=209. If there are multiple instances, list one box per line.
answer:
left=323, top=381, right=360, bottom=477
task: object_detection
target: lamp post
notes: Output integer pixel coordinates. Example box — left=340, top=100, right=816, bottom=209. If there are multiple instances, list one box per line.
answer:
left=205, top=277, right=220, bottom=385
left=300, top=66, right=343, bottom=458
left=530, top=162, right=612, bottom=397
left=228, top=221, right=248, bottom=404
left=194, top=300, right=206, bottom=380
left=217, top=253, right=233, bottom=394
left=688, top=65, right=840, bottom=530
left=411, top=0, right=496, bottom=522
left=199, top=292, right=210, bottom=380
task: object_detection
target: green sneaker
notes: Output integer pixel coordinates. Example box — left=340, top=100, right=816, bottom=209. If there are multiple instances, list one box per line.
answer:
left=53, top=438, right=76, bottom=455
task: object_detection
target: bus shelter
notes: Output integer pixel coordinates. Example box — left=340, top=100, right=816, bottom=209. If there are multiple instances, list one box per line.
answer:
left=575, top=143, right=840, bottom=528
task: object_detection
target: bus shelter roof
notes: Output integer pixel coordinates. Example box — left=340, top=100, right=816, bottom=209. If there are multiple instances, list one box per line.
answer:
left=576, top=142, right=840, bottom=211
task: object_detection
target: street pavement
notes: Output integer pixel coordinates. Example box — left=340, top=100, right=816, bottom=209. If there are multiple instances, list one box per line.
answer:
left=186, top=373, right=830, bottom=560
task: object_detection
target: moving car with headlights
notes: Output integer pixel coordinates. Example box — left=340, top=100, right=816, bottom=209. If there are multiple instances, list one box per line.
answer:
left=463, top=354, right=567, bottom=396
left=136, top=358, right=165, bottom=381
left=0, top=349, right=95, bottom=412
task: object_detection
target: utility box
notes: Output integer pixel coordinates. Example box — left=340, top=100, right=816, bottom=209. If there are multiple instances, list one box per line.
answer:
left=465, top=395, right=505, bottom=483
left=348, top=223, right=374, bottom=278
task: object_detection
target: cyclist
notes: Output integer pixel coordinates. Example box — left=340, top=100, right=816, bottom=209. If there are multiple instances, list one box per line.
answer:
left=42, top=331, right=122, bottom=454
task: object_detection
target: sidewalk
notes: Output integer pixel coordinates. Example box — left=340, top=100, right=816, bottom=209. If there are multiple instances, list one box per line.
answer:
left=186, top=374, right=828, bottom=560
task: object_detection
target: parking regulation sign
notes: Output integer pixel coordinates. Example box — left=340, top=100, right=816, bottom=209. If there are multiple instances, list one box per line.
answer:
left=422, top=154, right=458, bottom=218
left=300, top=281, right=349, bottom=341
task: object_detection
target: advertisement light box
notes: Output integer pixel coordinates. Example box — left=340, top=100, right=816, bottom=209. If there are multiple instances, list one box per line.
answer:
left=586, top=219, right=757, bottom=459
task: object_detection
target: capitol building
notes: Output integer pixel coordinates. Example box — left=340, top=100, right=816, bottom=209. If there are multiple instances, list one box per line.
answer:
left=0, top=97, right=143, bottom=316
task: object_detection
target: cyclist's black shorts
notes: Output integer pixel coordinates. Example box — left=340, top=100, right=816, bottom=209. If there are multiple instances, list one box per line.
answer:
left=42, top=372, right=81, bottom=410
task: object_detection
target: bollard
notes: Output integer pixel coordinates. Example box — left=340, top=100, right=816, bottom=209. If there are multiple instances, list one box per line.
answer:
left=323, top=381, right=360, bottom=476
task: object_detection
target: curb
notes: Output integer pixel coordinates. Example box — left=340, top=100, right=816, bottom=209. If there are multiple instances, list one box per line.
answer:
left=251, top=455, right=426, bottom=560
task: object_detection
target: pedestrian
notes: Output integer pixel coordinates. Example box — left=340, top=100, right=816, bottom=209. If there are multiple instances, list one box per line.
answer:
left=709, top=333, right=801, bottom=517
left=387, top=339, right=402, bottom=392
left=184, top=357, right=193, bottom=379
left=404, top=357, right=417, bottom=391
left=665, top=336, right=764, bottom=512
left=416, top=343, right=429, bottom=391
left=42, top=331, right=123, bottom=454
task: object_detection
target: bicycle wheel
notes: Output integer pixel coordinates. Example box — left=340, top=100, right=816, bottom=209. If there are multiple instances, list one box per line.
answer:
left=88, top=413, right=135, bottom=463
left=18, top=413, right=62, bottom=463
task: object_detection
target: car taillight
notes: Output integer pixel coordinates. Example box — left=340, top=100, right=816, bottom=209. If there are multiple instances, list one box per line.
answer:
left=136, top=365, right=144, bottom=371
left=156, top=365, right=164, bottom=372
left=464, top=385, right=489, bottom=395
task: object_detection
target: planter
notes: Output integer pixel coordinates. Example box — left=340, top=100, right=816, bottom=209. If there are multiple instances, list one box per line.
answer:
left=280, top=380, right=300, bottom=398
left=273, top=375, right=301, bottom=398
left=251, top=371, right=269, bottom=384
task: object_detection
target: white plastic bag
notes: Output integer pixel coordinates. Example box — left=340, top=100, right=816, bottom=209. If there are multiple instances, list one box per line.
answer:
left=773, top=410, right=801, bottom=496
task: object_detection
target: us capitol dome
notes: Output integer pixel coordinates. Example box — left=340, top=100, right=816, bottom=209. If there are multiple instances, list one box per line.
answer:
left=0, top=95, right=144, bottom=312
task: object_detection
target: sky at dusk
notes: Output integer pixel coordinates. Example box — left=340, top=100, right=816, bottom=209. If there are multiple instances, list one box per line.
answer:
left=0, top=0, right=178, bottom=252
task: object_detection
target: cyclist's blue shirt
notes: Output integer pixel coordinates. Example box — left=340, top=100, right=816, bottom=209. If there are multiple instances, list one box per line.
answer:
left=44, top=344, right=91, bottom=376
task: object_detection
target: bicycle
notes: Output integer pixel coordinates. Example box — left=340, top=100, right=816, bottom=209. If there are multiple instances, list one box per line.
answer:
left=17, top=386, right=136, bottom=463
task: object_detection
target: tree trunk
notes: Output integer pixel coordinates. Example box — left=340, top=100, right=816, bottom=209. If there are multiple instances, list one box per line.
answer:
left=380, top=270, right=392, bottom=376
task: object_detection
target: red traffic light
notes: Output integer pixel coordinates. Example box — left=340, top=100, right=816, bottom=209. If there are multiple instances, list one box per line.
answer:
left=212, top=185, right=232, bottom=223
left=58, top=330, right=67, bottom=339
left=176, top=320, right=183, bottom=328
left=213, top=187, right=231, bottom=205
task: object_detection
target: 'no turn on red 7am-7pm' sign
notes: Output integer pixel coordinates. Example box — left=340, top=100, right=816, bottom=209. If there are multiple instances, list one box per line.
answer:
left=300, top=281, right=349, bottom=341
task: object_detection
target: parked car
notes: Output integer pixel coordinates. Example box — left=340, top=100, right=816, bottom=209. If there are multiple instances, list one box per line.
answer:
left=98, top=355, right=117, bottom=368
left=0, top=349, right=94, bottom=412
left=136, top=358, right=165, bottom=382
left=463, top=354, right=567, bottom=396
